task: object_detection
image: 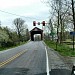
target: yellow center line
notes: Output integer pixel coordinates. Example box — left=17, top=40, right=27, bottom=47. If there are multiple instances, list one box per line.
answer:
left=0, top=50, right=27, bottom=67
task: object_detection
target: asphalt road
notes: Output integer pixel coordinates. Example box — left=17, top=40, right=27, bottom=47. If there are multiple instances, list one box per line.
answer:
left=0, top=41, right=72, bottom=75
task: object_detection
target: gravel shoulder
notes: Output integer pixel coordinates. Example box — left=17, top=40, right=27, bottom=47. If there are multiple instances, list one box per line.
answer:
left=47, top=47, right=73, bottom=70
left=43, top=41, right=74, bottom=75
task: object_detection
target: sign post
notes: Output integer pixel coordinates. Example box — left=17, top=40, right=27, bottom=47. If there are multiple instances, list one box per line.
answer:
left=70, top=31, right=75, bottom=51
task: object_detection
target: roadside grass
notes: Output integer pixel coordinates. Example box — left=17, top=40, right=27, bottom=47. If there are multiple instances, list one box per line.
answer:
left=44, top=40, right=75, bottom=57
left=0, top=41, right=27, bottom=51
left=0, top=47, right=8, bottom=51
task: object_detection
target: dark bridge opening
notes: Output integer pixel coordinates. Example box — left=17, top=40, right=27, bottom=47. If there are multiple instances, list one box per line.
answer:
left=30, top=27, right=43, bottom=41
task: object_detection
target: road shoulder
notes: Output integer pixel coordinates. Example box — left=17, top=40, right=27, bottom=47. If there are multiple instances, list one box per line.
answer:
left=43, top=41, right=73, bottom=70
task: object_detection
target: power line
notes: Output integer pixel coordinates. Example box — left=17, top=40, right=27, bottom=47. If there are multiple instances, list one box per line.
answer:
left=0, top=9, right=49, bottom=22
left=0, top=9, right=40, bottom=20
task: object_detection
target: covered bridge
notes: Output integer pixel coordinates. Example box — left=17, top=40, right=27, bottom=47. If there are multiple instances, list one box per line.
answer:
left=30, top=27, right=43, bottom=41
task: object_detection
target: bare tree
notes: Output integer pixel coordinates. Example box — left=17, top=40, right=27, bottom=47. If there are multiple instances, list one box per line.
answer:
left=47, top=19, right=54, bottom=40
left=47, top=0, right=72, bottom=43
left=13, top=18, right=26, bottom=41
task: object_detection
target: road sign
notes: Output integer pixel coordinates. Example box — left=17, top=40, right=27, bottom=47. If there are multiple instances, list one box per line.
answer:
left=50, top=32, right=55, bottom=36
left=70, top=31, right=75, bottom=51
left=70, top=32, right=75, bottom=35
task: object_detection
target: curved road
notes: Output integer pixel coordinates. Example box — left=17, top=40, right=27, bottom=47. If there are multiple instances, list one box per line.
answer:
left=0, top=41, right=71, bottom=75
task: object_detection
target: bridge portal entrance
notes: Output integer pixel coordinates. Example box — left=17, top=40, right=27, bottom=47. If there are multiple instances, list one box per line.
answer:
left=30, top=27, right=43, bottom=41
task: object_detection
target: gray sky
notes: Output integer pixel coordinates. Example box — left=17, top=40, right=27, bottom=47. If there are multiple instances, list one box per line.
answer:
left=0, top=0, right=50, bottom=30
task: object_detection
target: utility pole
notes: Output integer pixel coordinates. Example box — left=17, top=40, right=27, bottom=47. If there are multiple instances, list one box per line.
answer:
left=72, top=0, right=75, bottom=51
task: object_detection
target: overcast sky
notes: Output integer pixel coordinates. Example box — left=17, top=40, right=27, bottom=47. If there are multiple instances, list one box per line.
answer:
left=0, top=0, right=50, bottom=30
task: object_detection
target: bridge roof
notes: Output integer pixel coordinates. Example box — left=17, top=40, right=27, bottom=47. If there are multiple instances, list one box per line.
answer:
left=30, top=27, right=43, bottom=32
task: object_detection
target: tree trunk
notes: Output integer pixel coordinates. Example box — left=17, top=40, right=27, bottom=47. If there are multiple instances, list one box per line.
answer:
left=60, top=15, right=63, bottom=44
left=71, top=0, right=75, bottom=51
left=72, top=0, right=75, bottom=31
left=57, top=10, right=60, bottom=43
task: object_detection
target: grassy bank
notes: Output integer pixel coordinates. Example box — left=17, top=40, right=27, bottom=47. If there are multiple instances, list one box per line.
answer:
left=0, top=41, right=27, bottom=51
left=44, top=40, right=75, bottom=57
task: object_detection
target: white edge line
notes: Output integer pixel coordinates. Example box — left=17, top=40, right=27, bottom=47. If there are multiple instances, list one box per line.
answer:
left=45, top=46, right=50, bottom=75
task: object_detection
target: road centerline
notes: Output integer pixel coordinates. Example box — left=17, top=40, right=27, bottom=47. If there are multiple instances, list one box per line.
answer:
left=0, top=50, right=27, bottom=67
